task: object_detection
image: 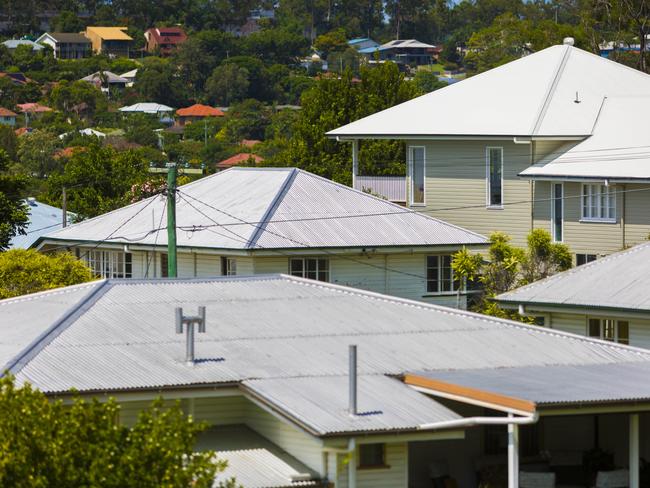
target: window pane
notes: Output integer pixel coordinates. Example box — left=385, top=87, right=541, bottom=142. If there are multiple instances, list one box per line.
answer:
left=588, top=319, right=600, bottom=337
left=441, top=255, right=452, bottom=292
left=488, top=148, right=503, bottom=206
left=317, top=259, right=329, bottom=282
left=603, top=319, right=615, bottom=341
left=426, top=256, right=439, bottom=293
left=290, top=259, right=303, bottom=277
left=161, top=253, right=168, bottom=278
left=411, top=147, right=425, bottom=204
left=359, top=444, right=385, bottom=467
left=618, top=321, right=629, bottom=345
left=553, top=184, right=563, bottom=242
left=305, top=258, right=317, bottom=279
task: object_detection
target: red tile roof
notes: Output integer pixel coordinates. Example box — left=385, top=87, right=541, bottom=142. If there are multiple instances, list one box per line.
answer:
left=0, top=107, right=17, bottom=117
left=146, top=27, right=188, bottom=45
left=14, top=127, right=31, bottom=136
left=216, top=153, right=264, bottom=169
left=240, top=139, right=262, bottom=148
left=16, top=103, right=52, bottom=113
left=176, top=104, right=225, bottom=117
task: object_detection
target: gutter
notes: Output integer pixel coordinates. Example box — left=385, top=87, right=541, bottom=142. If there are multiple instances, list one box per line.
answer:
left=419, top=412, right=539, bottom=430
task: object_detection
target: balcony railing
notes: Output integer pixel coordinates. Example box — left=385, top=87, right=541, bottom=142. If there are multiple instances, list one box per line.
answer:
left=354, top=175, right=406, bottom=203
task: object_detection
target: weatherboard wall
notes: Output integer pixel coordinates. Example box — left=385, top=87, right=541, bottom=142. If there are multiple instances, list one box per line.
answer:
left=407, top=140, right=533, bottom=248
left=335, top=442, right=408, bottom=488
left=545, top=312, right=650, bottom=349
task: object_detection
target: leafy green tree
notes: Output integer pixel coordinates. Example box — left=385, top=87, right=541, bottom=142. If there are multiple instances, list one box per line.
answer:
left=0, top=249, right=94, bottom=299
left=221, top=56, right=272, bottom=101
left=0, top=126, right=19, bottom=160
left=0, top=150, right=28, bottom=251
left=17, top=130, right=60, bottom=178
left=0, top=375, right=236, bottom=487
left=135, top=57, right=187, bottom=107
left=314, top=28, right=349, bottom=58
left=242, top=28, right=309, bottom=65
left=413, top=69, right=447, bottom=94
left=205, top=64, right=250, bottom=106
left=51, top=10, right=86, bottom=32
left=220, top=99, right=271, bottom=142
left=49, top=80, right=107, bottom=121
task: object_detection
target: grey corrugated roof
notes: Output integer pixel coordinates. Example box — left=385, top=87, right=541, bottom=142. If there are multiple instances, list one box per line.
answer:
left=38, top=167, right=486, bottom=250
left=2, top=39, right=44, bottom=50
left=47, top=32, right=90, bottom=43
left=496, top=241, right=650, bottom=312
left=80, top=71, right=129, bottom=84
left=243, top=375, right=461, bottom=436
left=4, top=274, right=650, bottom=420
left=197, top=425, right=319, bottom=487
left=410, top=362, right=650, bottom=406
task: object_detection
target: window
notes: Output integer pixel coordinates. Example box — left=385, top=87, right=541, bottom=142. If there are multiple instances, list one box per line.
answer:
left=486, top=147, right=503, bottom=207
left=426, top=255, right=458, bottom=293
left=552, top=183, right=563, bottom=242
left=84, top=250, right=132, bottom=278
left=221, top=257, right=237, bottom=276
left=409, top=146, right=425, bottom=205
left=161, top=253, right=168, bottom=277
left=289, top=258, right=329, bottom=282
left=576, top=254, right=597, bottom=266
left=358, top=443, right=386, bottom=468
left=588, top=318, right=629, bottom=344
left=582, top=184, right=615, bottom=221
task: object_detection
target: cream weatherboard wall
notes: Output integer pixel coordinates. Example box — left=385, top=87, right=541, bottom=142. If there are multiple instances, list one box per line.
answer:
left=533, top=181, right=650, bottom=256
left=405, top=140, right=534, bottom=247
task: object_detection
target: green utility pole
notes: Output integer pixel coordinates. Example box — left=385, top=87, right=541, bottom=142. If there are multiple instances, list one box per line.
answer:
left=166, top=162, right=178, bottom=278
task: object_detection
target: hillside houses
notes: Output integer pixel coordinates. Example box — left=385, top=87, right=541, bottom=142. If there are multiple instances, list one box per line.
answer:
left=35, top=167, right=487, bottom=307
left=2, top=275, right=650, bottom=488
left=329, top=39, right=650, bottom=263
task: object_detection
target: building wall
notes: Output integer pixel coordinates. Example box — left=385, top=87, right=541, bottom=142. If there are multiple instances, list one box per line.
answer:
left=407, top=140, right=533, bottom=247
left=335, top=442, right=409, bottom=488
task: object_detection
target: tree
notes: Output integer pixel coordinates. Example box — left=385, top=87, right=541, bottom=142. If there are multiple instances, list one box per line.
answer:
left=413, top=70, right=447, bottom=94
left=0, top=375, right=237, bottom=487
left=135, top=57, right=187, bottom=107
left=0, top=249, right=94, bottom=299
left=314, top=28, right=348, bottom=58
left=205, top=64, right=250, bottom=106
left=242, top=28, right=309, bottom=65
left=0, top=150, right=28, bottom=251
left=51, top=10, right=86, bottom=33
left=17, top=130, right=60, bottom=178
left=49, top=80, right=107, bottom=121
left=452, top=229, right=572, bottom=319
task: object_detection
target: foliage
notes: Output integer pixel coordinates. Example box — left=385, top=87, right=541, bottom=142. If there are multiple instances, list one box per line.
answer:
left=17, top=130, right=60, bottom=178
left=413, top=69, right=447, bottom=94
left=135, top=57, right=188, bottom=107
left=452, top=229, right=572, bottom=319
left=0, top=150, right=28, bottom=251
left=49, top=80, right=107, bottom=121
left=205, top=64, right=250, bottom=106
left=314, top=28, right=349, bottom=57
left=0, top=249, right=94, bottom=299
left=0, top=375, right=236, bottom=487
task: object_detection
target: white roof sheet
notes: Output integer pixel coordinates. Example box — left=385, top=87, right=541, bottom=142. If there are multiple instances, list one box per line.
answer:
left=520, top=97, right=650, bottom=180
left=496, top=241, right=650, bottom=312
left=328, top=44, right=650, bottom=138
left=81, top=71, right=128, bottom=83
left=119, top=102, right=174, bottom=113
left=39, top=167, right=486, bottom=250
left=380, top=39, right=436, bottom=49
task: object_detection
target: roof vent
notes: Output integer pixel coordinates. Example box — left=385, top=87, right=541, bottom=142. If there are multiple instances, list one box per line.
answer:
left=349, top=344, right=357, bottom=416
left=175, top=306, right=206, bottom=365
left=563, top=37, right=575, bottom=46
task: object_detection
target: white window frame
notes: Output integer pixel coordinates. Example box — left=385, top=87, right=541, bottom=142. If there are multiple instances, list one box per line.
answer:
left=551, top=182, right=564, bottom=242
left=587, top=317, right=629, bottom=345
left=221, top=257, right=237, bottom=276
left=408, top=145, right=426, bottom=207
left=83, top=250, right=132, bottom=278
left=581, top=184, right=616, bottom=223
left=486, top=146, right=504, bottom=209
left=289, top=257, right=330, bottom=282
left=425, top=254, right=459, bottom=295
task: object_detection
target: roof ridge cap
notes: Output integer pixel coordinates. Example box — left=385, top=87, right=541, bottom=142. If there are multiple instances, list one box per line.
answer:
left=530, top=45, right=572, bottom=135
left=2, top=280, right=111, bottom=375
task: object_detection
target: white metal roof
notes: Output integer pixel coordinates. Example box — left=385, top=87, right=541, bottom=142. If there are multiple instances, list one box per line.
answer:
left=520, top=97, right=650, bottom=180
left=380, top=39, right=437, bottom=50
left=81, top=70, right=128, bottom=84
left=328, top=44, right=650, bottom=138
left=38, top=167, right=486, bottom=250
left=496, top=241, right=650, bottom=312
left=118, top=102, right=174, bottom=113
left=3, top=274, right=650, bottom=425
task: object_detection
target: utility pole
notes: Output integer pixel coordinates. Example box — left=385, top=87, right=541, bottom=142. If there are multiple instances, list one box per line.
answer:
left=62, top=187, right=67, bottom=228
left=166, top=162, right=178, bottom=278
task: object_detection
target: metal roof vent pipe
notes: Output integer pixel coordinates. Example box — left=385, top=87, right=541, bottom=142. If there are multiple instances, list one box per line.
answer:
left=349, top=344, right=357, bottom=416
left=175, top=306, right=206, bottom=365
left=563, top=37, right=575, bottom=46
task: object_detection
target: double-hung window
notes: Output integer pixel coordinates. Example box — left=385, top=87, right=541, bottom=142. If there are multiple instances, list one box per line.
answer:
left=552, top=183, right=563, bottom=242
left=289, top=258, right=329, bottom=282
left=83, top=250, right=132, bottom=278
left=588, top=318, right=629, bottom=344
left=221, top=257, right=237, bottom=276
left=486, top=147, right=503, bottom=207
left=582, top=184, right=615, bottom=222
left=409, top=146, right=425, bottom=206
left=426, top=255, right=458, bottom=293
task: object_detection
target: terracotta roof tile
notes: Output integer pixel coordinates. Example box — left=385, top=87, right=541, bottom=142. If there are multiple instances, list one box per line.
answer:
left=216, top=153, right=264, bottom=169
left=176, top=104, right=225, bottom=117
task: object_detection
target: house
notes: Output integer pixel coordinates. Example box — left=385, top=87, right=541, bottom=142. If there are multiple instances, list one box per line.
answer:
left=9, top=198, right=74, bottom=249
left=2, top=274, right=650, bottom=488
left=495, top=241, right=650, bottom=348
left=35, top=32, right=91, bottom=59
left=80, top=70, right=128, bottom=94
left=360, top=39, right=440, bottom=66
left=35, top=167, right=487, bottom=308
left=175, top=103, right=225, bottom=126
left=119, top=102, right=174, bottom=123
left=328, top=39, right=650, bottom=263
left=84, top=27, right=132, bottom=57
left=0, top=107, right=17, bottom=126
left=119, top=68, right=137, bottom=87
left=347, top=37, right=380, bottom=52
left=144, top=26, right=187, bottom=56
left=2, top=39, right=44, bottom=52
left=0, top=72, right=32, bottom=85
left=16, top=103, right=52, bottom=126
left=216, top=153, right=263, bottom=169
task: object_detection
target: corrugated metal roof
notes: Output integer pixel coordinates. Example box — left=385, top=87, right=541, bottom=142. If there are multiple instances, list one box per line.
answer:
left=496, top=241, right=650, bottom=312
left=410, top=361, right=650, bottom=406
left=328, top=45, right=650, bottom=138
left=10, top=199, right=74, bottom=249
left=81, top=71, right=128, bottom=84
left=520, top=97, right=650, bottom=180
left=243, top=375, right=461, bottom=435
left=4, top=275, right=650, bottom=408
left=39, top=167, right=486, bottom=250
left=2, top=39, right=44, bottom=50
left=119, top=102, right=174, bottom=113
left=197, top=425, right=319, bottom=487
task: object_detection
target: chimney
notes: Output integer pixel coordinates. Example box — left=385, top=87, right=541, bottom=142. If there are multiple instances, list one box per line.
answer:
left=175, top=306, right=207, bottom=365
left=349, top=344, right=357, bottom=415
